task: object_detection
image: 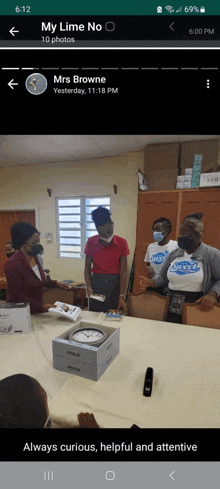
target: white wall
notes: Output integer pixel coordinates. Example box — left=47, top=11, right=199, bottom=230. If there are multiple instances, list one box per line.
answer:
left=0, top=151, right=144, bottom=282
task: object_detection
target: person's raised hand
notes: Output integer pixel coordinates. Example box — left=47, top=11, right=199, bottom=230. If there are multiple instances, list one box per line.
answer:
left=117, top=296, right=128, bottom=314
left=56, top=281, right=69, bottom=290
left=139, top=276, right=152, bottom=288
left=146, top=266, right=155, bottom=279
left=43, top=304, right=55, bottom=312
left=87, top=287, right=93, bottom=297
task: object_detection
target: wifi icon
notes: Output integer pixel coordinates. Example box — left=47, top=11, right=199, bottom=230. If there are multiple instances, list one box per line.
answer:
left=165, top=5, right=174, bottom=12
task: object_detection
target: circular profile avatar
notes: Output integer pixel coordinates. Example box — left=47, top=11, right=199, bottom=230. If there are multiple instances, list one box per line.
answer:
left=25, top=73, right=47, bottom=95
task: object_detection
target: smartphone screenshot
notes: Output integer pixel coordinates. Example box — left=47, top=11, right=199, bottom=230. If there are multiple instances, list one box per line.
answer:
left=0, top=1, right=220, bottom=487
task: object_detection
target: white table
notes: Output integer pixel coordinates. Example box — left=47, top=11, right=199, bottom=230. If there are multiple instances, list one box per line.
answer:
left=1, top=311, right=220, bottom=428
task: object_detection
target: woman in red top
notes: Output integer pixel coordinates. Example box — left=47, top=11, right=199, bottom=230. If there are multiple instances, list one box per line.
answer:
left=4, top=222, right=69, bottom=314
left=84, top=206, right=129, bottom=313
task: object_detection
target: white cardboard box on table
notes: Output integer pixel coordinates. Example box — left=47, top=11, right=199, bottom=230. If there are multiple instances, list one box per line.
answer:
left=0, top=303, right=31, bottom=334
left=52, top=320, right=120, bottom=381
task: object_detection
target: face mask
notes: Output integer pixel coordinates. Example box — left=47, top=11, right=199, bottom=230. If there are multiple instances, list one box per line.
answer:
left=100, top=233, right=114, bottom=243
left=178, top=236, right=194, bottom=249
left=27, top=244, right=44, bottom=257
left=6, top=252, right=14, bottom=258
left=153, top=231, right=164, bottom=242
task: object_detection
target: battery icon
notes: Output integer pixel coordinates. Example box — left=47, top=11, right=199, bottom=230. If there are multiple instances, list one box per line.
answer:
left=200, top=6, right=205, bottom=12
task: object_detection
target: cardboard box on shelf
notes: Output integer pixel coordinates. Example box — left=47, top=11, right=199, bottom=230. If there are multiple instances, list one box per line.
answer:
left=144, top=143, right=179, bottom=190
left=143, top=139, right=220, bottom=190
left=144, top=142, right=179, bottom=171
left=183, top=183, right=192, bottom=189
left=199, top=172, right=220, bottom=187
left=191, top=154, right=203, bottom=188
left=191, top=176, right=201, bottom=188
left=146, top=168, right=179, bottom=190
left=177, top=176, right=185, bottom=181
left=176, top=175, right=185, bottom=189
left=176, top=182, right=184, bottom=189
left=193, top=162, right=202, bottom=170
left=185, top=168, right=193, bottom=175
left=181, top=139, right=219, bottom=171
left=176, top=174, right=192, bottom=189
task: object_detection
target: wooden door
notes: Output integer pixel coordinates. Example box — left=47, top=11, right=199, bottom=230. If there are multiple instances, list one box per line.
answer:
left=133, top=191, right=180, bottom=294
left=0, top=211, right=36, bottom=276
left=132, top=188, right=220, bottom=295
left=180, top=188, right=220, bottom=249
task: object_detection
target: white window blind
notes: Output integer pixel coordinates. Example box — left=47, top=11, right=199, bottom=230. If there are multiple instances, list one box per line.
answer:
left=57, top=196, right=110, bottom=258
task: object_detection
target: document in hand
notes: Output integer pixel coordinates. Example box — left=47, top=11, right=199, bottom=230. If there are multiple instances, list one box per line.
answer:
left=48, top=301, right=81, bottom=321
left=89, top=294, right=106, bottom=302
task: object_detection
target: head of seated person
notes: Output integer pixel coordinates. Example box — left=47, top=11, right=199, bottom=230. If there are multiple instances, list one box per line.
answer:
left=11, top=222, right=42, bottom=258
left=0, top=374, right=50, bottom=428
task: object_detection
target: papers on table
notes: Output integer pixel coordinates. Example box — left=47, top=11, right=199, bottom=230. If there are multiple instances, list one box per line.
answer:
left=48, top=301, right=81, bottom=321
left=104, top=310, right=122, bottom=321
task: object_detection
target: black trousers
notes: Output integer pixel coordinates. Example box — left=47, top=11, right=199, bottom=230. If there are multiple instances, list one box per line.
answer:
left=89, top=273, right=120, bottom=312
left=146, top=286, right=165, bottom=295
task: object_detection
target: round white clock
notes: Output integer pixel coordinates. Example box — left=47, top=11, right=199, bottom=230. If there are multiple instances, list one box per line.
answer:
left=69, top=327, right=107, bottom=347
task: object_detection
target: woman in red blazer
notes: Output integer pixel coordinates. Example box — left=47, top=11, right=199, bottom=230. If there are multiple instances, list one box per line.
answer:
left=4, top=222, right=69, bottom=314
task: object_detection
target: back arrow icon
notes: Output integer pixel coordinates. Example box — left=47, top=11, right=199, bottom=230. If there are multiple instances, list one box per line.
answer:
left=8, top=79, right=18, bottom=89
left=169, top=23, right=175, bottom=31
left=9, top=27, right=19, bottom=36
left=170, top=471, right=175, bottom=480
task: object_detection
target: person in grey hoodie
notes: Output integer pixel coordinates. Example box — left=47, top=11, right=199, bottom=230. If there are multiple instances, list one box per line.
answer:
left=139, top=217, right=220, bottom=323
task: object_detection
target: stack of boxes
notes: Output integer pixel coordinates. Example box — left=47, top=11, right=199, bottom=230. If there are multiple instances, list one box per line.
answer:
left=184, top=168, right=193, bottom=188
left=176, top=154, right=203, bottom=189
left=52, top=320, right=120, bottom=381
left=176, top=169, right=192, bottom=189
left=176, top=175, right=185, bottom=189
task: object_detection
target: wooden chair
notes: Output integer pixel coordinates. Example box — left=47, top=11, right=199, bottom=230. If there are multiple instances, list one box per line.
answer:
left=182, top=302, right=220, bottom=329
left=127, top=291, right=170, bottom=321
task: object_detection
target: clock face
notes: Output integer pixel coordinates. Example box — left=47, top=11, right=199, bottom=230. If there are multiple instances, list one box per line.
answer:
left=69, top=328, right=107, bottom=345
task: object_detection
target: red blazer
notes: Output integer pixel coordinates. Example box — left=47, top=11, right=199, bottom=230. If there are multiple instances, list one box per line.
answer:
left=4, top=250, right=57, bottom=314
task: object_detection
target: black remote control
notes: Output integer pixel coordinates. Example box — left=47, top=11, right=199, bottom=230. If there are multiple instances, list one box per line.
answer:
left=143, top=367, right=153, bottom=397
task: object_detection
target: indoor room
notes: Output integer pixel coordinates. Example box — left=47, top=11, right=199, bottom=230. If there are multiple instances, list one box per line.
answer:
left=0, top=134, right=220, bottom=429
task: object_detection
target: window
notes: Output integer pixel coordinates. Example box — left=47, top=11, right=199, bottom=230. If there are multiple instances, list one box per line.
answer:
left=57, top=196, right=110, bottom=258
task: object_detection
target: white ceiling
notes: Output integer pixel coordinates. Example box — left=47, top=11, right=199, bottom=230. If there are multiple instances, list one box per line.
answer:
left=0, top=135, right=219, bottom=167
